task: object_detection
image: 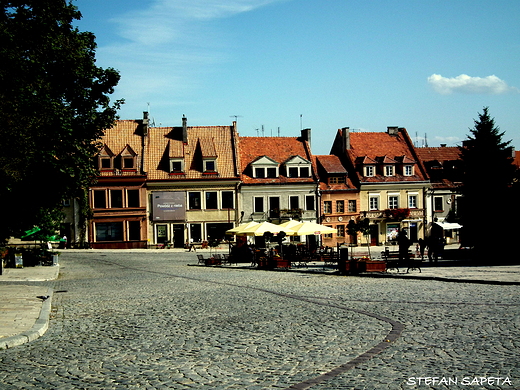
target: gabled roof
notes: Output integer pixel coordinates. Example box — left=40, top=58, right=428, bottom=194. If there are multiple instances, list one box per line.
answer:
left=333, top=128, right=428, bottom=183
left=238, top=136, right=316, bottom=184
left=315, top=155, right=347, bottom=174
left=251, top=155, right=279, bottom=165
left=415, top=146, right=463, bottom=187
left=120, top=145, right=137, bottom=157
left=147, top=124, right=238, bottom=181
left=315, top=155, right=356, bottom=191
left=414, top=146, right=461, bottom=162
left=285, top=155, right=311, bottom=165
left=101, top=120, right=144, bottom=157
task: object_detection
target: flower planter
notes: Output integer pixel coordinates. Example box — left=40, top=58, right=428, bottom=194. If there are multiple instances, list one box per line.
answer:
left=271, top=258, right=290, bottom=269
left=205, top=257, right=221, bottom=266
left=364, top=260, right=386, bottom=272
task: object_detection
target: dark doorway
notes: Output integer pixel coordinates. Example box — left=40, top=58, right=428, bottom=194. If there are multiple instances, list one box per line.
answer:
left=409, top=223, right=418, bottom=243
left=370, top=224, right=378, bottom=246
left=172, top=224, right=184, bottom=248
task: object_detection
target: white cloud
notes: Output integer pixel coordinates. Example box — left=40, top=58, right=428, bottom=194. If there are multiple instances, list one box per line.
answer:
left=96, top=0, right=285, bottom=122
left=428, top=74, right=519, bottom=95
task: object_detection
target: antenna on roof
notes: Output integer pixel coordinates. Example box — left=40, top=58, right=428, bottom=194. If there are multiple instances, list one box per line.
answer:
left=278, top=127, right=280, bottom=137
left=255, top=128, right=259, bottom=136
left=230, top=115, right=242, bottom=124
left=425, top=133, right=428, bottom=147
left=300, top=114, right=303, bottom=130
left=261, top=125, right=264, bottom=137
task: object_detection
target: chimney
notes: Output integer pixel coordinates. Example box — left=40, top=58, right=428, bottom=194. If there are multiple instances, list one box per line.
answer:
left=142, top=111, right=149, bottom=136
left=301, top=128, right=311, bottom=146
left=182, top=115, right=187, bottom=144
left=387, top=126, right=399, bottom=136
left=342, top=127, right=350, bottom=150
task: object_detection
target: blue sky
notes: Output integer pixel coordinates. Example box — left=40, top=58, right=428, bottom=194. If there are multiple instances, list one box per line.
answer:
left=74, top=0, right=520, bottom=155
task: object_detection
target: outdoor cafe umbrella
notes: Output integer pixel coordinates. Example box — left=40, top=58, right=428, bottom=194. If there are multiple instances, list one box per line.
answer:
left=235, top=221, right=296, bottom=236
left=225, top=221, right=259, bottom=234
left=287, top=221, right=337, bottom=236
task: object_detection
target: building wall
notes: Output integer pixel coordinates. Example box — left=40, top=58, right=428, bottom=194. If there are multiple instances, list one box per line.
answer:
left=239, top=184, right=318, bottom=224
left=320, top=191, right=360, bottom=247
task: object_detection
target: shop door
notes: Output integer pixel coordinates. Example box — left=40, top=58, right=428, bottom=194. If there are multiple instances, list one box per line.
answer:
left=172, top=224, right=185, bottom=248
left=409, top=223, right=418, bottom=243
left=370, top=224, right=379, bottom=246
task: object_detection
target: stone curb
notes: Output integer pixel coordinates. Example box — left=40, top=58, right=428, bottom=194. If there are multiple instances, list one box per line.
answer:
left=0, top=287, right=53, bottom=350
left=356, top=272, right=520, bottom=286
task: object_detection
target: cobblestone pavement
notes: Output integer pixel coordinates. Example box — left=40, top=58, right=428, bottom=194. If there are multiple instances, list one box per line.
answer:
left=0, top=252, right=518, bottom=389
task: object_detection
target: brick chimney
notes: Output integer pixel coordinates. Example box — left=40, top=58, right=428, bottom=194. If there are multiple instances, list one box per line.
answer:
left=342, top=127, right=350, bottom=150
left=182, top=115, right=187, bottom=144
left=387, top=126, right=399, bottom=136
left=301, top=128, right=311, bottom=146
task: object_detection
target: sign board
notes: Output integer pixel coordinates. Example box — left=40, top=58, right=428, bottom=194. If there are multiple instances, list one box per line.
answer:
left=152, top=192, right=186, bottom=221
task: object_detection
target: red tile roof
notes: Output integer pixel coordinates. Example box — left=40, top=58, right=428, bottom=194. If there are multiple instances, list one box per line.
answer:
left=414, top=146, right=462, bottom=162
left=341, top=129, right=428, bottom=182
left=146, top=125, right=239, bottom=181
left=238, top=136, right=315, bottom=184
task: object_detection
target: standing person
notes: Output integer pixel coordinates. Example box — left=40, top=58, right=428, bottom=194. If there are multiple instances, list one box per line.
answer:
left=418, top=238, right=426, bottom=260
left=397, top=229, right=411, bottom=267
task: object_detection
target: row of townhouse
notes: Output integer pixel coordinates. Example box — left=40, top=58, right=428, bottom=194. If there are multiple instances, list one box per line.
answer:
left=61, top=113, right=465, bottom=249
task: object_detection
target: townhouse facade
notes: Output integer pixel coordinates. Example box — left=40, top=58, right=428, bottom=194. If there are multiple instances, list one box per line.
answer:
left=64, top=114, right=480, bottom=250
left=331, top=126, right=429, bottom=245
left=145, top=117, right=240, bottom=247
left=88, top=118, right=148, bottom=249
left=415, top=146, right=463, bottom=244
left=314, top=155, right=360, bottom=247
left=237, top=129, right=319, bottom=227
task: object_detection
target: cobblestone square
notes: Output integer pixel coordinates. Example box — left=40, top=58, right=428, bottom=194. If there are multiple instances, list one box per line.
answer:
left=0, top=252, right=518, bottom=389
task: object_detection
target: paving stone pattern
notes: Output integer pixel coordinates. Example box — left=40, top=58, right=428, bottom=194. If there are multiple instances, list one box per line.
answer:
left=0, top=252, right=518, bottom=389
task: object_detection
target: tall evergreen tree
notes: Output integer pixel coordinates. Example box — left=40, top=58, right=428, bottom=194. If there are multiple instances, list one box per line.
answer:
left=459, top=107, right=516, bottom=260
left=0, top=0, right=122, bottom=243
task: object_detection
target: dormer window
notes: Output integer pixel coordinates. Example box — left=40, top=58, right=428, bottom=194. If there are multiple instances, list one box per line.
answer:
left=329, top=176, right=346, bottom=184
left=98, top=144, right=114, bottom=171
left=123, top=157, right=135, bottom=169
left=204, top=159, right=216, bottom=172
left=385, top=165, right=394, bottom=176
left=365, top=166, right=375, bottom=177
left=100, top=157, right=112, bottom=169
left=251, top=156, right=279, bottom=178
left=169, top=158, right=184, bottom=173
left=119, top=145, right=137, bottom=171
left=284, top=156, right=311, bottom=178
left=404, top=165, right=414, bottom=176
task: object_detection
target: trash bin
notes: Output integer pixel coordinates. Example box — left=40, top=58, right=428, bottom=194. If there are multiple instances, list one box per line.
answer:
left=338, top=246, right=349, bottom=275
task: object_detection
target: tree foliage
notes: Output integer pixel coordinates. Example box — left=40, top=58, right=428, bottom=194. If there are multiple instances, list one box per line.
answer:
left=458, top=107, right=516, bottom=258
left=0, top=0, right=122, bottom=243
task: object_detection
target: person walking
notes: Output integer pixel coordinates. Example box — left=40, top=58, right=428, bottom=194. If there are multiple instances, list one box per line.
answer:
left=397, top=229, right=411, bottom=268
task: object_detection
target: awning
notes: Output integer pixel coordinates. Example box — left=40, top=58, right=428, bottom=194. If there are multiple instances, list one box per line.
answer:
left=434, top=222, right=462, bottom=230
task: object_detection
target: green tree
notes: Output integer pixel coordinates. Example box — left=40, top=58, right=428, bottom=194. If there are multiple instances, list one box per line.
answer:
left=0, top=0, right=122, bottom=243
left=458, top=107, right=516, bottom=260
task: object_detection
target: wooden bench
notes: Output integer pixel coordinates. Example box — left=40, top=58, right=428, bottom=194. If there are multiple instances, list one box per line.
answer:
left=381, top=250, right=421, bottom=273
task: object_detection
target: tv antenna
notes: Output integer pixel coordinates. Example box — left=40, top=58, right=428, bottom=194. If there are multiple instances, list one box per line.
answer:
left=230, top=115, right=242, bottom=124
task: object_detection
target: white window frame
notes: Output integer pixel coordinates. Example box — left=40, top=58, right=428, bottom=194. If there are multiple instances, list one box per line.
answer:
left=385, top=165, right=394, bottom=176
left=369, top=195, right=379, bottom=211
left=203, top=158, right=217, bottom=172
left=388, top=195, right=399, bottom=209
left=408, top=194, right=417, bottom=209
left=404, top=165, right=413, bottom=176
left=365, top=165, right=375, bottom=177
left=169, top=158, right=184, bottom=173
left=253, top=196, right=264, bottom=213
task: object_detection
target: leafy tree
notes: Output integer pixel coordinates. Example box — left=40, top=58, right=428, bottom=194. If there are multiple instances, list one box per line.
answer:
left=458, top=107, right=516, bottom=261
left=0, top=0, right=122, bottom=243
